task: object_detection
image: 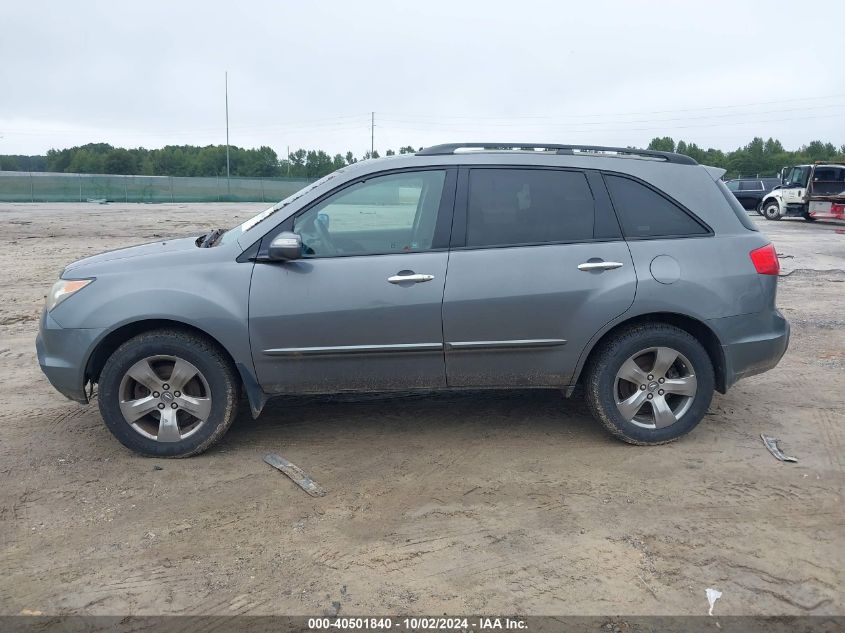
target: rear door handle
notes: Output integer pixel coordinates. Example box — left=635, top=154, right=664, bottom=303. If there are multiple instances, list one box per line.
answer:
left=577, top=261, right=624, bottom=271
left=388, top=272, right=435, bottom=284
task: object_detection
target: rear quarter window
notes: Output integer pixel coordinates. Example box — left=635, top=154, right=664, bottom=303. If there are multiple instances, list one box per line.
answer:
left=603, top=174, right=710, bottom=238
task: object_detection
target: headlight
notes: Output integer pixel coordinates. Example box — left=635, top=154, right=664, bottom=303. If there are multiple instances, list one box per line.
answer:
left=45, top=278, right=94, bottom=312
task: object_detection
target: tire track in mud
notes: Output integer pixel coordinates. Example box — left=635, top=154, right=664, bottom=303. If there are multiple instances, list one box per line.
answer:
left=816, top=408, right=844, bottom=473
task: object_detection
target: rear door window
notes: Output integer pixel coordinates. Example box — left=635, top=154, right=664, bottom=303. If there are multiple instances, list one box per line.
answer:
left=740, top=180, right=763, bottom=191
left=466, top=168, right=595, bottom=247
left=604, top=174, right=710, bottom=238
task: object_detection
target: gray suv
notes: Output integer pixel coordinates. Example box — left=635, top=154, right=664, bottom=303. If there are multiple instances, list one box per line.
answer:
left=36, top=143, right=789, bottom=457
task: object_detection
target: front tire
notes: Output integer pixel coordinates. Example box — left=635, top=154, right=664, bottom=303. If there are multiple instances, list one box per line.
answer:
left=585, top=324, right=715, bottom=445
left=763, top=200, right=782, bottom=221
left=98, top=329, right=239, bottom=457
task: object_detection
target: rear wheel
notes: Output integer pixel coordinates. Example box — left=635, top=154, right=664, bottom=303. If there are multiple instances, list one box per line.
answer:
left=585, top=324, right=715, bottom=445
left=98, top=329, right=239, bottom=457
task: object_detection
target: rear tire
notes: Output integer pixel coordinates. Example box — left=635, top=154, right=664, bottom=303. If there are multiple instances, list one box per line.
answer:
left=98, top=329, right=239, bottom=457
left=585, top=324, right=715, bottom=445
left=763, top=201, right=781, bottom=221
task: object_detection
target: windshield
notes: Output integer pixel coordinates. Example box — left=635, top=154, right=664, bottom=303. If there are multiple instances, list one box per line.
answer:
left=785, top=166, right=810, bottom=187
left=219, top=169, right=347, bottom=245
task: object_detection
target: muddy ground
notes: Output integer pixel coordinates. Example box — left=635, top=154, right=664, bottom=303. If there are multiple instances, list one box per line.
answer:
left=0, top=203, right=842, bottom=616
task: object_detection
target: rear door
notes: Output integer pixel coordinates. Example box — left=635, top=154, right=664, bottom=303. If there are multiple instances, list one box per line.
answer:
left=441, top=166, right=636, bottom=388
left=249, top=168, right=456, bottom=394
left=738, top=180, right=764, bottom=208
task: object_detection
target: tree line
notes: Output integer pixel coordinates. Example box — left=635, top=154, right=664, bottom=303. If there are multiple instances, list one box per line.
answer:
left=1, top=138, right=843, bottom=180
left=0, top=143, right=417, bottom=179
left=646, top=137, right=845, bottom=178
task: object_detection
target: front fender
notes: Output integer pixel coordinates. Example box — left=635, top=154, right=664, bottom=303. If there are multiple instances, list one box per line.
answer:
left=48, top=254, right=262, bottom=413
left=760, top=195, right=781, bottom=210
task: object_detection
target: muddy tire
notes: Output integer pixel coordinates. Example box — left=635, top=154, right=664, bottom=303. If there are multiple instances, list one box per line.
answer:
left=98, top=329, right=239, bottom=457
left=585, top=324, right=715, bottom=445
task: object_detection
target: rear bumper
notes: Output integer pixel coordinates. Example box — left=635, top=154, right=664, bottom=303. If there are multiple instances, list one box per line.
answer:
left=708, top=309, right=790, bottom=391
left=36, top=309, right=104, bottom=403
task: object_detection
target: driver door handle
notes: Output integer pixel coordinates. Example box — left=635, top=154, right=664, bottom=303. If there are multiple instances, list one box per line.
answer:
left=388, top=272, right=435, bottom=284
left=577, top=261, right=624, bottom=271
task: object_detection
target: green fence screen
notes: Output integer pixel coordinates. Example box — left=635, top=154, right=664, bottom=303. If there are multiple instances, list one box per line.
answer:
left=0, top=171, right=314, bottom=203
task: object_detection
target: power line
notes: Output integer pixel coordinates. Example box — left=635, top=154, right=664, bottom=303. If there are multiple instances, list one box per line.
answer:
left=379, top=93, right=845, bottom=121
left=378, top=103, right=845, bottom=129
left=376, top=112, right=845, bottom=136
left=6, top=93, right=845, bottom=139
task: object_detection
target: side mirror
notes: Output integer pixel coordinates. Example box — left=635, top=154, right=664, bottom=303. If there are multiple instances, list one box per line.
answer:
left=268, top=231, right=302, bottom=261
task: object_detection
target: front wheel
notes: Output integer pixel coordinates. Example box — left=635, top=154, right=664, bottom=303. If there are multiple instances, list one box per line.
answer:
left=585, top=324, right=715, bottom=445
left=763, top=201, right=782, bottom=221
left=98, top=329, right=239, bottom=457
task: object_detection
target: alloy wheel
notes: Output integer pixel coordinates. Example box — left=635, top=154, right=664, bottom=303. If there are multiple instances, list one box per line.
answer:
left=117, top=355, right=211, bottom=442
left=614, top=346, right=697, bottom=429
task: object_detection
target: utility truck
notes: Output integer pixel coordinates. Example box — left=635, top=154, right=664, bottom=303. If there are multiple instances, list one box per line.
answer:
left=760, top=162, right=845, bottom=222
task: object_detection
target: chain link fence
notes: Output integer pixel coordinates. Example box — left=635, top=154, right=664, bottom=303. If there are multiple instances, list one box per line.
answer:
left=0, top=171, right=314, bottom=203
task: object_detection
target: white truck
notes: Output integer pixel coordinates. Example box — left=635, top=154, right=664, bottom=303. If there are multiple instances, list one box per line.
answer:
left=760, top=162, right=845, bottom=222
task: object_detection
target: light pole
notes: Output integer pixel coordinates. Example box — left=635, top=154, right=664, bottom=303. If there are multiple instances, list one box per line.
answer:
left=225, top=71, right=231, bottom=198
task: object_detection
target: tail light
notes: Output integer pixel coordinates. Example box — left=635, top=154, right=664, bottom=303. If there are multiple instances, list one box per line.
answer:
left=831, top=203, right=844, bottom=215
left=749, top=243, right=780, bottom=275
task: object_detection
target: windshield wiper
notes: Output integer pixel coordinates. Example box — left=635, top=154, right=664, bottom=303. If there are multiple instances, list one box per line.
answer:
left=199, top=228, right=226, bottom=248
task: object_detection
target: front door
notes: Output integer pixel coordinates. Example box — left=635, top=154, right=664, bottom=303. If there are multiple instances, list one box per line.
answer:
left=782, top=166, right=809, bottom=206
left=249, top=168, right=456, bottom=394
left=442, top=167, right=636, bottom=387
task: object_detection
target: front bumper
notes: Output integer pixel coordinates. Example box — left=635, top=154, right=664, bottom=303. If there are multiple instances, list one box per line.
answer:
left=709, top=309, right=790, bottom=391
left=36, top=309, right=104, bottom=403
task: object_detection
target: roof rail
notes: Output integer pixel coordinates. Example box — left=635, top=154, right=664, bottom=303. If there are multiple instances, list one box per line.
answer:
left=416, top=143, right=698, bottom=165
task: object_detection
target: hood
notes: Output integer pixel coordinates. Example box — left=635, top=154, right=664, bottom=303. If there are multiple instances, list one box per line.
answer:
left=63, top=236, right=200, bottom=275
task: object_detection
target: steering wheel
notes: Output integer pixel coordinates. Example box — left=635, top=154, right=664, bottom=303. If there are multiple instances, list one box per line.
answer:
left=312, top=216, right=338, bottom=256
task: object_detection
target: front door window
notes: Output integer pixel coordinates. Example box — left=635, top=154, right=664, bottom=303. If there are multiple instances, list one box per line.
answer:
left=293, top=170, right=446, bottom=257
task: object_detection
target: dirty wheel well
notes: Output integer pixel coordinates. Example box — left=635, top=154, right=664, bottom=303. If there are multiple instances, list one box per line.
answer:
left=579, top=313, right=726, bottom=393
left=86, top=320, right=239, bottom=386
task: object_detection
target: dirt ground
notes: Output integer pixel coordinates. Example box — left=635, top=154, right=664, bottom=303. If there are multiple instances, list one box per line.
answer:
left=0, top=202, right=842, bottom=617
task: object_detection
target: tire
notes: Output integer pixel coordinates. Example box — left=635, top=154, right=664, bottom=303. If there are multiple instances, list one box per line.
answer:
left=585, top=324, right=715, bottom=445
left=755, top=203, right=764, bottom=216
left=763, top=200, right=782, bottom=221
left=98, top=329, right=239, bottom=457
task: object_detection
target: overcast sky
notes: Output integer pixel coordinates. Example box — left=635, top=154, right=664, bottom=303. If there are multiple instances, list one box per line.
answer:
left=1, top=0, right=843, bottom=158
